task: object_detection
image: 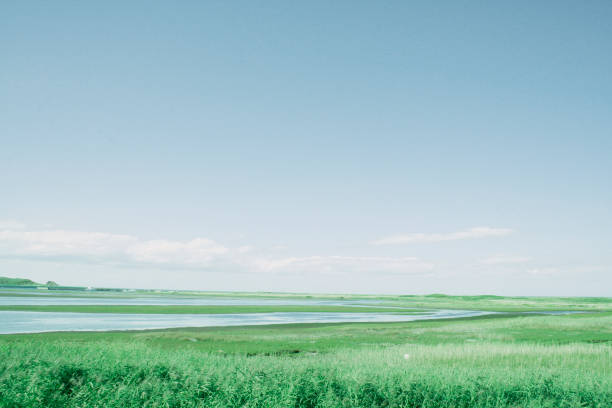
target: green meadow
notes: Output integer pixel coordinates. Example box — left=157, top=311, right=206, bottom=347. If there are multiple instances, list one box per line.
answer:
left=2, top=288, right=611, bottom=312
left=1, top=294, right=611, bottom=407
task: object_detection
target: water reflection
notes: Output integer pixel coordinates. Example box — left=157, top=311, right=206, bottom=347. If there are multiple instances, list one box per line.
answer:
left=0, top=293, right=381, bottom=307
left=0, top=310, right=491, bottom=334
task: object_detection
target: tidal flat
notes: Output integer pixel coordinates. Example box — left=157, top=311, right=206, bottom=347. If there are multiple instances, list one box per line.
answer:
left=0, top=290, right=610, bottom=407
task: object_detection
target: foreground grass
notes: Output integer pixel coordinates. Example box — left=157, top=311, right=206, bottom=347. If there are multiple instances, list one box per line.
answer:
left=1, top=313, right=610, bottom=407
left=1, top=341, right=609, bottom=408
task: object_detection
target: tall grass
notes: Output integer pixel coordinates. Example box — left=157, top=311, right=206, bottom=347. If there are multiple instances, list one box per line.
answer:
left=1, top=340, right=610, bottom=407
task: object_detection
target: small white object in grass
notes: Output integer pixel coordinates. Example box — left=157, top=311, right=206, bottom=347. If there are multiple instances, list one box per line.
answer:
left=403, top=353, right=410, bottom=360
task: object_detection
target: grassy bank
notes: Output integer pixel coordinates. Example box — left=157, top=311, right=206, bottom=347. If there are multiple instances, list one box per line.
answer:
left=1, top=312, right=610, bottom=407
left=2, top=289, right=610, bottom=312
left=3, top=312, right=610, bottom=354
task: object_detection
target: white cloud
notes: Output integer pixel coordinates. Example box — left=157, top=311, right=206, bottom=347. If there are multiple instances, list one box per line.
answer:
left=251, top=255, right=434, bottom=275
left=0, top=223, right=433, bottom=277
left=480, top=256, right=530, bottom=265
left=372, top=227, right=513, bottom=245
left=526, top=265, right=605, bottom=277
left=0, top=220, right=26, bottom=230
left=126, top=238, right=229, bottom=266
left=0, top=229, right=137, bottom=257
left=0, top=228, right=228, bottom=268
left=527, top=267, right=559, bottom=276
left=237, top=245, right=253, bottom=253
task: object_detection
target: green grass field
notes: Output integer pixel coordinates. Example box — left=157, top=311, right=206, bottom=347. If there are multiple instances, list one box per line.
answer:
left=1, top=299, right=611, bottom=407
left=2, top=289, right=611, bottom=311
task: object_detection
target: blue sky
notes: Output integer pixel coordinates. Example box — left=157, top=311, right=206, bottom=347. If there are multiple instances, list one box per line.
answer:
left=1, top=1, right=610, bottom=295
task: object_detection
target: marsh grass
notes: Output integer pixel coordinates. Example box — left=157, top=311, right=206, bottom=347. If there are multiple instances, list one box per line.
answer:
left=2, top=290, right=611, bottom=312
left=1, top=313, right=611, bottom=407
left=0, top=341, right=609, bottom=407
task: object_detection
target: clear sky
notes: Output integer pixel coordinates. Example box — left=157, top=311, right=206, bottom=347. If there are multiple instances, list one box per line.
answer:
left=1, top=1, right=611, bottom=295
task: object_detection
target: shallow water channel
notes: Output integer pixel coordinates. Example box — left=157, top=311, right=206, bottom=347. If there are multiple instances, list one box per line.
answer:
left=0, top=309, right=491, bottom=334
left=0, top=293, right=380, bottom=306
left=1, top=291, right=582, bottom=334
left=0, top=291, right=499, bottom=333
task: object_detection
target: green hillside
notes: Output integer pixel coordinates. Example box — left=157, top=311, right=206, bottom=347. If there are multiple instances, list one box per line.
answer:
left=0, top=276, right=44, bottom=286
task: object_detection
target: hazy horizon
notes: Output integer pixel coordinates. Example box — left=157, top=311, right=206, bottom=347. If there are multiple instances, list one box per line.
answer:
left=1, top=2, right=611, bottom=296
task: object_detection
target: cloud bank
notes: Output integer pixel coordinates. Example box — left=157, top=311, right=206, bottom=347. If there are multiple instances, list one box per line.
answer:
left=0, top=228, right=228, bottom=268
left=0, top=220, right=26, bottom=230
left=372, top=227, right=513, bottom=245
left=479, top=256, right=530, bottom=265
left=0, top=222, right=432, bottom=277
left=252, top=256, right=433, bottom=276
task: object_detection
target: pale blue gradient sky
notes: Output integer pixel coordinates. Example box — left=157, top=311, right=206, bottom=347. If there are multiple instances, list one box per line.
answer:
left=1, top=1, right=610, bottom=295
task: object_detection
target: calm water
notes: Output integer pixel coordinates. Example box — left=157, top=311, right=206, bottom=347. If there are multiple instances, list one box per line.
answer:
left=0, top=292, right=577, bottom=334
left=0, top=309, right=492, bottom=334
left=0, top=292, right=382, bottom=307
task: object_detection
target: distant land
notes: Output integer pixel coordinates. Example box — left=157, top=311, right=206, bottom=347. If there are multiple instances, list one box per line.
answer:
left=0, top=276, right=58, bottom=287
